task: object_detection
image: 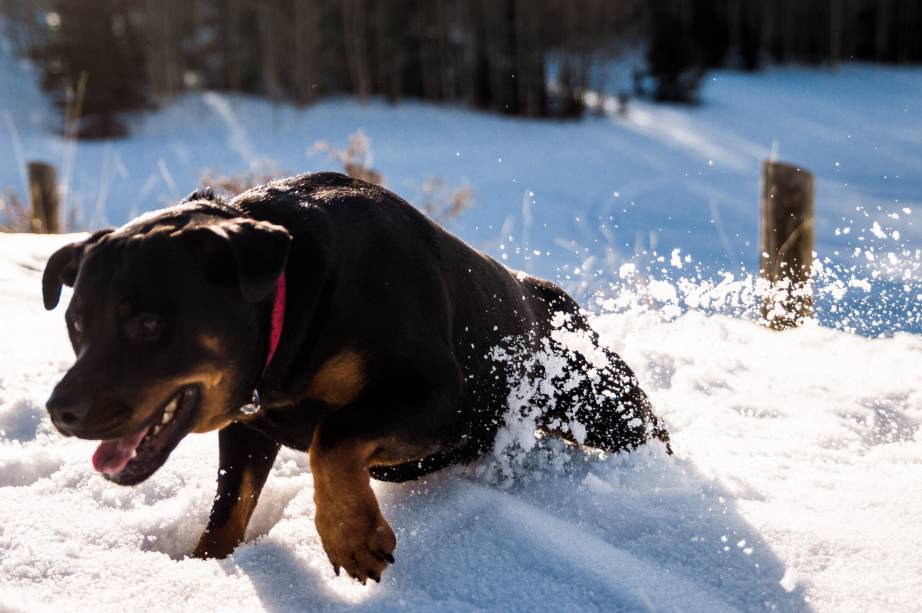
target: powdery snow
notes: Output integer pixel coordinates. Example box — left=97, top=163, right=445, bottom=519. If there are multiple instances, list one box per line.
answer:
left=1, top=31, right=920, bottom=612
left=1, top=236, right=919, bottom=612
left=2, top=31, right=920, bottom=333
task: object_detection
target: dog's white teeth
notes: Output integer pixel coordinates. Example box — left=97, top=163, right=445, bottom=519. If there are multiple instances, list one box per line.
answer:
left=152, top=424, right=162, bottom=437
left=160, top=396, right=180, bottom=426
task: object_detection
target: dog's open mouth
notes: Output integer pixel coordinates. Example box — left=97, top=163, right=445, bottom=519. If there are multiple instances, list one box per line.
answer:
left=92, top=385, right=200, bottom=485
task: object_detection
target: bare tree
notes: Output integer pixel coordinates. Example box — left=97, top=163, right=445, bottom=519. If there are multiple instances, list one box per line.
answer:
left=8, top=0, right=922, bottom=139
left=341, top=0, right=371, bottom=102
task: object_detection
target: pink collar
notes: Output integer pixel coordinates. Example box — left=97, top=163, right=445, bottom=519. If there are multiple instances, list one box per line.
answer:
left=239, top=273, right=286, bottom=415
left=264, top=272, right=286, bottom=370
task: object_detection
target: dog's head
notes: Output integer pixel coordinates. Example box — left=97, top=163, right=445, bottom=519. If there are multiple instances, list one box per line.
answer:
left=42, top=202, right=290, bottom=485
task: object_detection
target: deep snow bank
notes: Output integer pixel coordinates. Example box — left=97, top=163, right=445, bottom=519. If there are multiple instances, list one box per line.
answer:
left=1, top=235, right=919, bottom=612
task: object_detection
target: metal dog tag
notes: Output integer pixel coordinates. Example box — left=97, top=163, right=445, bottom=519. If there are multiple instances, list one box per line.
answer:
left=239, top=389, right=261, bottom=415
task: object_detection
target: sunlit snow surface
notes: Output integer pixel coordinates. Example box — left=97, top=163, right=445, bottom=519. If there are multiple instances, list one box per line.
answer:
left=1, top=235, right=920, bottom=612
left=2, top=33, right=921, bottom=612
left=2, top=32, right=921, bottom=335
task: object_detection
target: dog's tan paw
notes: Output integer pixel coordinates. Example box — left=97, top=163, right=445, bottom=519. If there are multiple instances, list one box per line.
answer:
left=316, top=508, right=396, bottom=584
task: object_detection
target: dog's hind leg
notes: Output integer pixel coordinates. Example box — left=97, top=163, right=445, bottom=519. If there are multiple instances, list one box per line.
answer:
left=192, top=422, right=280, bottom=559
left=571, top=345, right=671, bottom=454
left=534, top=319, right=671, bottom=455
left=521, top=276, right=669, bottom=454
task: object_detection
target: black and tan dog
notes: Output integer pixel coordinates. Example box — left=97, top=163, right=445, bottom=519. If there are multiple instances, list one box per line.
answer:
left=42, top=172, right=669, bottom=583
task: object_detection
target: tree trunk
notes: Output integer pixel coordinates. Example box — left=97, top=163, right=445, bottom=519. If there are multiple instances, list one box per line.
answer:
left=876, top=0, right=892, bottom=61
left=342, top=0, right=371, bottom=102
left=829, top=0, right=844, bottom=65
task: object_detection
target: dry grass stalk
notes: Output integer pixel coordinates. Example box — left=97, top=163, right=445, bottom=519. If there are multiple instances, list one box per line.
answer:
left=198, top=170, right=287, bottom=197
left=418, top=177, right=475, bottom=225
left=0, top=189, right=30, bottom=232
left=312, top=130, right=383, bottom=185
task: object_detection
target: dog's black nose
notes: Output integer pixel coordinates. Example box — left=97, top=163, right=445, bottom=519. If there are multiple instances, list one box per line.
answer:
left=46, top=390, right=89, bottom=435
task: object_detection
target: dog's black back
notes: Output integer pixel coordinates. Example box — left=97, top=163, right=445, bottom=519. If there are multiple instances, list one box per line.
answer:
left=231, top=172, right=668, bottom=480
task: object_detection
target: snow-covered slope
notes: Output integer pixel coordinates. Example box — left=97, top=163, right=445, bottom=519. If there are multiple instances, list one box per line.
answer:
left=2, top=33, right=920, bottom=334
left=2, top=30, right=920, bottom=612
left=1, top=235, right=919, bottom=612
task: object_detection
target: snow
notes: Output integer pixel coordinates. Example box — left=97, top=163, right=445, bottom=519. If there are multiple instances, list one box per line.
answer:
left=1, top=32, right=920, bottom=334
left=1, top=234, right=921, bottom=612
left=1, top=31, right=921, bottom=613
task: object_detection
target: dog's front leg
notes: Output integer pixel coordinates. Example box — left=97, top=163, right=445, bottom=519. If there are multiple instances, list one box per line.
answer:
left=192, top=422, right=280, bottom=559
left=309, top=428, right=396, bottom=584
left=310, top=352, right=464, bottom=583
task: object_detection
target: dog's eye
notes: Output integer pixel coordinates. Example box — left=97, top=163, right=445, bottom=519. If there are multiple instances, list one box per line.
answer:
left=72, top=318, right=83, bottom=334
left=133, top=313, right=163, bottom=341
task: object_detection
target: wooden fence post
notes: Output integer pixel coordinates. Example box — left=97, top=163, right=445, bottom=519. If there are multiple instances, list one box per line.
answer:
left=28, top=161, right=60, bottom=234
left=760, top=160, right=814, bottom=330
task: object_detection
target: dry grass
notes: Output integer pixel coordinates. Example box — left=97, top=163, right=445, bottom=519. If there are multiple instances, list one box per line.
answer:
left=198, top=170, right=287, bottom=197
left=416, top=177, right=475, bottom=225
left=311, top=130, right=383, bottom=186
left=0, top=189, right=31, bottom=232
left=198, top=131, right=470, bottom=228
left=312, top=132, right=472, bottom=225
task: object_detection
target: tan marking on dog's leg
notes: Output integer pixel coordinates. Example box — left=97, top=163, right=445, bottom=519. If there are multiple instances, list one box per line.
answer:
left=306, top=350, right=366, bottom=407
left=310, top=434, right=395, bottom=583
left=191, top=469, right=259, bottom=559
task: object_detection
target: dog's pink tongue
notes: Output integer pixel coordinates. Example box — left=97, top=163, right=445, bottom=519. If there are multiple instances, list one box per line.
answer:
left=92, top=427, right=149, bottom=475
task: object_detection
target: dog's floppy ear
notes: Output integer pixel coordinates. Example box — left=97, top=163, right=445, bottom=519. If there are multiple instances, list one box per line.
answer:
left=195, top=219, right=291, bottom=303
left=42, top=229, right=114, bottom=310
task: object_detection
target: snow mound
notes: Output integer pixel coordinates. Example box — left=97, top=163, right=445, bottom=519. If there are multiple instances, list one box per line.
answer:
left=1, top=235, right=919, bottom=612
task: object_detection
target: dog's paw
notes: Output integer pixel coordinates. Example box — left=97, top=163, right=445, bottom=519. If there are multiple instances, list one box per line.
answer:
left=190, top=529, right=238, bottom=560
left=315, top=507, right=396, bottom=584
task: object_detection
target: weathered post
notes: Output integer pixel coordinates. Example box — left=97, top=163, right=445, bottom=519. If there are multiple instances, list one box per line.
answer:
left=760, top=160, right=814, bottom=330
left=28, top=161, right=60, bottom=233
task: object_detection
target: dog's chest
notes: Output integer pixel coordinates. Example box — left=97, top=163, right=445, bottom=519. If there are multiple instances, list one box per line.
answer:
left=242, top=406, right=325, bottom=450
